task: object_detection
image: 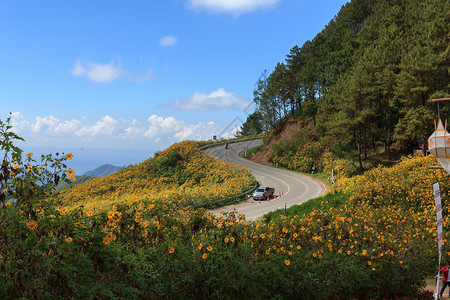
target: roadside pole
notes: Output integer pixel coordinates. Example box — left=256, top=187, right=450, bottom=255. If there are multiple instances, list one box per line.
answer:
left=427, top=98, right=450, bottom=300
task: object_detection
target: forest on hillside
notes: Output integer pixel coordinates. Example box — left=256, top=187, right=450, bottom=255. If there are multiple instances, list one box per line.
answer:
left=240, top=0, right=449, bottom=170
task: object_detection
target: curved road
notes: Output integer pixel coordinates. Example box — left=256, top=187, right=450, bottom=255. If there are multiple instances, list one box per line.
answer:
left=204, top=139, right=328, bottom=220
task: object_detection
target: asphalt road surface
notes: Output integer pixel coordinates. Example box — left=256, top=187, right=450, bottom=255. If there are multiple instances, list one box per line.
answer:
left=203, top=139, right=328, bottom=221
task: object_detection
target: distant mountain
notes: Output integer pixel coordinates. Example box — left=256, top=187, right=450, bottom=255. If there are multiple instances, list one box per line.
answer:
left=83, top=164, right=122, bottom=177
left=54, top=165, right=123, bottom=193
left=53, top=175, right=96, bottom=193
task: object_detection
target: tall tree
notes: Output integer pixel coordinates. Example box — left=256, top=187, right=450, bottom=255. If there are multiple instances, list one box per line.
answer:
left=237, top=111, right=266, bottom=136
left=253, top=70, right=279, bottom=129
left=243, top=0, right=449, bottom=160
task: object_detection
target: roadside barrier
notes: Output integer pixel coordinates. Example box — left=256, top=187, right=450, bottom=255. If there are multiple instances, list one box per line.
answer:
left=191, top=136, right=266, bottom=209
left=190, top=181, right=259, bottom=209
left=198, top=136, right=266, bottom=151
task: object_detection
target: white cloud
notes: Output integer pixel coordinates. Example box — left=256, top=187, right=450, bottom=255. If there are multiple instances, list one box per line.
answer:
left=71, top=59, right=128, bottom=83
left=9, top=113, right=226, bottom=149
left=75, top=116, right=118, bottom=138
left=54, top=119, right=81, bottom=134
left=9, top=113, right=83, bottom=144
left=174, top=121, right=220, bottom=140
left=10, top=112, right=30, bottom=134
left=72, top=59, right=86, bottom=76
left=31, top=115, right=60, bottom=133
left=186, top=0, right=280, bottom=15
left=144, top=115, right=184, bottom=139
left=159, top=35, right=178, bottom=46
left=172, top=88, right=251, bottom=111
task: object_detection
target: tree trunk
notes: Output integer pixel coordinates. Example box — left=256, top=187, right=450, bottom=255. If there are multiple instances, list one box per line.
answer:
left=363, top=125, right=367, bottom=159
left=358, top=127, right=365, bottom=172
left=388, top=132, right=392, bottom=161
left=423, top=135, right=427, bottom=157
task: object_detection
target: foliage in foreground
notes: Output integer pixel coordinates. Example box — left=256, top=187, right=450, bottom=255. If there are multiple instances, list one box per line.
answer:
left=1, top=196, right=435, bottom=299
left=1, top=159, right=439, bottom=298
left=267, top=154, right=450, bottom=297
left=0, top=116, right=439, bottom=299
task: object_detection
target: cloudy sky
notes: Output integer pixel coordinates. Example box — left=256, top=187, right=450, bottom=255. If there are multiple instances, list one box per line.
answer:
left=0, top=0, right=348, bottom=171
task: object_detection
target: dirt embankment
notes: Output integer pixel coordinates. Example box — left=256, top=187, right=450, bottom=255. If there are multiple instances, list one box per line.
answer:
left=253, top=119, right=302, bottom=166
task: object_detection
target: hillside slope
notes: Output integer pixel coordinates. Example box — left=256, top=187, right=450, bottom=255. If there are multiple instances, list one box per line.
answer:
left=253, top=119, right=302, bottom=166
left=246, top=0, right=449, bottom=166
left=56, top=141, right=255, bottom=212
left=83, top=164, right=122, bottom=177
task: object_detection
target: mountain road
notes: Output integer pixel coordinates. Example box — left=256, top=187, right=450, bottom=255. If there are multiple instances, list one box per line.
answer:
left=203, top=139, right=328, bottom=220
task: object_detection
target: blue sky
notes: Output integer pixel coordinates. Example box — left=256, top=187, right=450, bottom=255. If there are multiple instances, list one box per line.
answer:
left=0, top=0, right=348, bottom=171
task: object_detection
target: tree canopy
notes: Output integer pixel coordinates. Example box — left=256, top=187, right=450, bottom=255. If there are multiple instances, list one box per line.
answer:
left=242, top=0, right=449, bottom=158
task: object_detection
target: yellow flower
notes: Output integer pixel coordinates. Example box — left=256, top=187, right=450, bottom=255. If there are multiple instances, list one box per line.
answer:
left=202, top=253, right=208, bottom=259
left=13, top=164, right=19, bottom=170
left=266, top=249, right=271, bottom=255
left=103, top=237, right=111, bottom=245
left=26, top=152, right=33, bottom=157
left=224, top=238, right=229, bottom=243
left=66, top=237, right=73, bottom=243
left=168, top=247, right=175, bottom=253
left=26, top=220, right=38, bottom=231
left=66, top=168, right=75, bottom=176
left=285, top=260, right=290, bottom=266
left=65, top=153, right=73, bottom=159
left=5, top=202, right=11, bottom=207
left=230, top=237, right=235, bottom=242
left=69, top=175, right=76, bottom=182
left=207, top=246, right=212, bottom=252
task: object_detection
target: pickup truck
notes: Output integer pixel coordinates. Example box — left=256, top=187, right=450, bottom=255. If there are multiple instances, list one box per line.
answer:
left=252, top=187, right=275, bottom=200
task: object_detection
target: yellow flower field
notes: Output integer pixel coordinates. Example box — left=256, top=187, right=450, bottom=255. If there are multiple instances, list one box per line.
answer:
left=56, top=141, right=255, bottom=212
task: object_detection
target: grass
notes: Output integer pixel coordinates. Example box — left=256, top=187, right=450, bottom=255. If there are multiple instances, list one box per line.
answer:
left=242, top=145, right=264, bottom=159
left=262, top=191, right=349, bottom=223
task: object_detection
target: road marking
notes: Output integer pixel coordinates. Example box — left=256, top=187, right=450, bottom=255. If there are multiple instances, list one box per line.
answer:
left=242, top=170, right=310, bottom=215
left=205, top=139, right=327, bottom=220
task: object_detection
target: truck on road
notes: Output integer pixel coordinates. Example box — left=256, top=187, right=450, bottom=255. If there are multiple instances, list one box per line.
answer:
left=252, top=187, right=275, bottom=200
